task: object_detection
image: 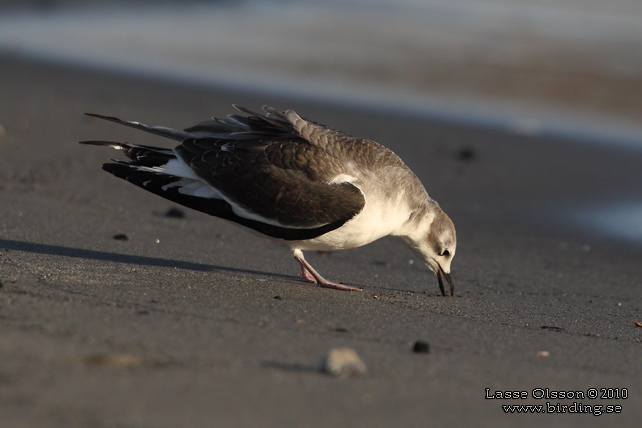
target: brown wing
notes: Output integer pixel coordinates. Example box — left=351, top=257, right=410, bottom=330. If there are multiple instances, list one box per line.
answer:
left=175, top=135, right=365, bottom=229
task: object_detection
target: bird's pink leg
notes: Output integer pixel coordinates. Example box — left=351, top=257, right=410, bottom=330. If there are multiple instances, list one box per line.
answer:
left=293, top=249, right=362, bottom=292
left=299, top=264, right=317, bottom=283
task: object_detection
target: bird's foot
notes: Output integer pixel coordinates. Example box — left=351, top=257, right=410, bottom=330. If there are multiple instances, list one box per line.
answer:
left=317, top=280, right=362, bottom=292
left=294, top=250, right=362, bottom=292
left=300, top=266, right=360, bottom=291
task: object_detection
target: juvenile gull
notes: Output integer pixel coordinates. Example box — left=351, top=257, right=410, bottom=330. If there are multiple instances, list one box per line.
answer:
left=81, top=105, right=457, bottom=295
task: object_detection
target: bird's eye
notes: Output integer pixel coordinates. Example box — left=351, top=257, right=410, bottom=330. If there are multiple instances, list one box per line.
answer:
left=440, top=249, right=450, bottom=257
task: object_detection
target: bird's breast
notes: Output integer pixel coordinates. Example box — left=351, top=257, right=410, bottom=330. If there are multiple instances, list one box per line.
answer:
left=290, top=192, right=412, bottom=251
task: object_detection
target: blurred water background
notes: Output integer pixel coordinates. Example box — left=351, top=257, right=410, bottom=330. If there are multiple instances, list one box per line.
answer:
left=1, top=0, right=641, bottom=148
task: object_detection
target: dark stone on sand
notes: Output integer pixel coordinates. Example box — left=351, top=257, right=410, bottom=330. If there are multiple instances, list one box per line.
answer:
left=113, top=233, right=129, bottom=241
left=540, top=326, right=564, bottom=332
left=412, top=341, right=430, bottom=353
left=458, top=147, right=476, bottom=161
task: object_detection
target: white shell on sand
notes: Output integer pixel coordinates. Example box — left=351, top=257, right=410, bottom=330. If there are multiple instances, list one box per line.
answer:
left=322, top=347, right=367, bottom=377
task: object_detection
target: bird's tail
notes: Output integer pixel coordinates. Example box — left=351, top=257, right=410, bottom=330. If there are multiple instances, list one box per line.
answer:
left=79, top=140, right=224, bottom=215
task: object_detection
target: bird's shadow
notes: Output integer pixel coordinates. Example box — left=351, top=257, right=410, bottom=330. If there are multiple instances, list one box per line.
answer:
left=0, top=238, right=300, bottom=282
left=0, top=239, right=427, bottom=293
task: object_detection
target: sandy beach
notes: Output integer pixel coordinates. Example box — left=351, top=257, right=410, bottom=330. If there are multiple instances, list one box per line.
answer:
left=1, top=52, right=641, bottom=427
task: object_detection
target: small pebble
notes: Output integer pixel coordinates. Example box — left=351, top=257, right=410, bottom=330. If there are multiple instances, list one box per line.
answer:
left=536, top=351, right=550, bottom=357
left=113, top=233, right=128, bottom=241
left=412, top=341, right=430, bottom=353
left=322, top=347, right=367, bottom=377
left=273, top=295, right=282, bottom=300
left=458, top=147, right=476, bottom=161
left=164, top=207, right=185, bottom=218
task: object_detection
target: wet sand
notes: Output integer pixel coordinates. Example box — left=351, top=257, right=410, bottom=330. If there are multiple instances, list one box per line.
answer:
left=1, top=54, right=641, bottom=427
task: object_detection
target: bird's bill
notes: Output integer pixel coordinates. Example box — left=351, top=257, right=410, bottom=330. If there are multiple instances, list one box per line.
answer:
left=436, top=265, right=454, bottom=297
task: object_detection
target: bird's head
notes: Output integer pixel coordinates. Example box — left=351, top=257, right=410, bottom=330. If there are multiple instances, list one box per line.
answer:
left=403, top=206, right=457, bottom=296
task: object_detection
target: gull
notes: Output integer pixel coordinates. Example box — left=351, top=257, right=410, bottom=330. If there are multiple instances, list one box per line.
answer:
left=81, top=105, right=457, bottom=295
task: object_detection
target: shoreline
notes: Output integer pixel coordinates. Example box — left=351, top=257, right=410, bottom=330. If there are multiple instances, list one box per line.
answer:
left=6, top=48, right=642, bottom=154
left=1, top=2, right=641, bottom=151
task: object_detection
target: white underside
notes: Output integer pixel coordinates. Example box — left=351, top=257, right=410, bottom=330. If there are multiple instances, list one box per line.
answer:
left=144, top=158, right=200, bottom=179
left=287, top=192, right=415, bottom=251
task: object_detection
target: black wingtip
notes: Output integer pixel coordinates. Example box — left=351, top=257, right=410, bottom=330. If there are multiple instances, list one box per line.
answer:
left=85, top=112, right=113, bottom=120
left=84, top=112, right=190, bottom=141
left=232, top=104, right=259, bottom=116
left=78, top=140, right=120, bottom=146
left=84, top=112, right=127, bottom=124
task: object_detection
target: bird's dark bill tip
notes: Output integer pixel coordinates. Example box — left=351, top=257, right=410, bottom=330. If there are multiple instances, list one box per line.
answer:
left=436, top=267, right=455, bottom=297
